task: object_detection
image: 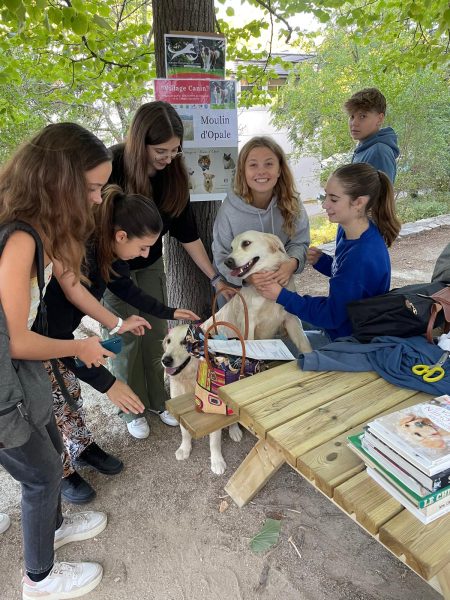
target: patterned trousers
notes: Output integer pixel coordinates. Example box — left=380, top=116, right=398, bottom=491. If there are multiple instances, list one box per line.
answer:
left=44, top=360, right=94, bottom=478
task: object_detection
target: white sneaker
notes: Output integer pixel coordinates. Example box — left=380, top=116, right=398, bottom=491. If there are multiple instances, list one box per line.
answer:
left=126, top=416, right=150, bottom=439
left=0, top=513, right=10, bottom=534
left=54, top=511, right=107, bottom=550
left=23, top=561, right=102, bottom=600
left=158, top=410, right=178, bottom=427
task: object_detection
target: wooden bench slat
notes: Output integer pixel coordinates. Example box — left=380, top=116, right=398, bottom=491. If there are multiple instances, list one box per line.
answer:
left=218, top=361, right=317, bottom=414
left=379, top=509, right=450, bottom=580
left=241, top=370, right=379, bottom=439
left=334, top=470, right=403, bottom=534
left=166, top=393, right=238, bottom=440
left=166, top=393, right=195, bottom=420
left=267, top=377, right=418, bottom=467
left=296, top=393, right=431, bottom=497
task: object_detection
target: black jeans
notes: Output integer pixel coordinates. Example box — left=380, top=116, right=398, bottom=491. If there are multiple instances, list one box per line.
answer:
left=0, top=415, right=63, bottom=574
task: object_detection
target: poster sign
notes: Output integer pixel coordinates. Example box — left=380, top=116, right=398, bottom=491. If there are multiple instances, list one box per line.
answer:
left=154, top=78, right=238, bottom=201
left=164, top=34, right=226, bottom=80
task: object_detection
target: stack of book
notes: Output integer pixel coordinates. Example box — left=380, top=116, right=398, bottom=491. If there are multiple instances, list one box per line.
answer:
left=348, top=395, right=450, bottom=524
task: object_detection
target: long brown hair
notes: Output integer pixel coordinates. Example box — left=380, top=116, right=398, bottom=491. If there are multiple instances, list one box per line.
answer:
left=233, top=136, right=301, bottom=237
left=332, top=163, right=400, bottom=247
left=94, top=184, right=162, bottom=282
left=123, top=101, right=189, bottom=217
left=0, top=123, right=111, bottom=280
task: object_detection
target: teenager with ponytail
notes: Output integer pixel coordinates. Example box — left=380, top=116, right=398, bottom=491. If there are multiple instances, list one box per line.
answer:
left=257, top=162, right=401, bottom=347
left=43, top=184, right=198, bottom=504
left=104, top=101, right=231, bottom=439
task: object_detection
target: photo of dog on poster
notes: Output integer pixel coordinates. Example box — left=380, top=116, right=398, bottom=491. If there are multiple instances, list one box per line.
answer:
left=210, top=80, right=236, bottom=109
left=165, top=34, right=226, bottom=79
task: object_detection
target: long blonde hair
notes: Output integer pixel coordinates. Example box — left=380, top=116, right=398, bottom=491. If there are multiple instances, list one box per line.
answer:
left=233, top=136, right=300, bottom=237
left=0, top=123, right=111, bottom=281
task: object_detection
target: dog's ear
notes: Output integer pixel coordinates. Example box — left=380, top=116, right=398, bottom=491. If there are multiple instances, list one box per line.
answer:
left=399, top=415, right=415, bottom=426
left=266, top=233, right=286, bottom=254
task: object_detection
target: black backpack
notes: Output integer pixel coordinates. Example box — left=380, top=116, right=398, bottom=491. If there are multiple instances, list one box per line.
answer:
left=0, top=221, right=53, bottom=449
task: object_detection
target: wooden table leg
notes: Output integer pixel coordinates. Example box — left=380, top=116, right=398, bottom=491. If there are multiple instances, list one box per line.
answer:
left=431, top=562, right=450, bottom=600
left=225, top=438, right=285, bottom=507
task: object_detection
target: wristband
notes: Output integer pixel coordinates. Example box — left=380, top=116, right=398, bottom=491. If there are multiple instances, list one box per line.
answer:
left=109, top=317, right=123, bottom=335
left=210, top=272, right=222, bottom=285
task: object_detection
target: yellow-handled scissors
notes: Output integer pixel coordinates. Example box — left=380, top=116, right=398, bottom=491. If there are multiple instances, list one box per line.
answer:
left=412, top=351, right=449, bottom=383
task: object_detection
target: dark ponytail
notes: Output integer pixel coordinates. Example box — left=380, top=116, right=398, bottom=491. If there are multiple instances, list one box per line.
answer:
left=94, top=184, right=163, bottom=282
left=333, top=163, right=401, bottom=247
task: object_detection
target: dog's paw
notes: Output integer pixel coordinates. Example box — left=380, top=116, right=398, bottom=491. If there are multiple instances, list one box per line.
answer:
left=211, top=455, right=227, bottom=475
left=175, top=444, right=192, bottom=461
left=228, top=423, right=243, bottom=442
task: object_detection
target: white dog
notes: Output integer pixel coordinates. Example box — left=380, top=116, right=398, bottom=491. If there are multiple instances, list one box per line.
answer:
left=161, top=324, right=242, bottom=475
left=203, top=172, right=215, bottom=193
left=162, top=231, right=311, bottom=474
left=213, top=230, right=311, bottom=352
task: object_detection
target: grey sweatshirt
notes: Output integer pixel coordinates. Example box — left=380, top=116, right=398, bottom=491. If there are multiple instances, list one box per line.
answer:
left=212, top=189, right=310, bottom=287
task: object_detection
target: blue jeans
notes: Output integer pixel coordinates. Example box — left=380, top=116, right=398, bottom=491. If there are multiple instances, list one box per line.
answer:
left=0, top=415, right=63, bottom=574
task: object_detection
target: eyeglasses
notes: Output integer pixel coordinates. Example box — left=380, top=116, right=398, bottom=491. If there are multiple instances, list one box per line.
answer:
left=149, top=146, right=183, bottom=160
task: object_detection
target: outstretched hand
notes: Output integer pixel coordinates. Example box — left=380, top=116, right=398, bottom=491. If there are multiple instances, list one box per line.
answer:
left=214, top=279, right=236, bottom=301
left=106, top=379, right=145, bottom=415
left=173, top=308, right=200, bottom=321
left=118, top=315, right=151, bottom=336
left=255, top=280, right=283, bottom=302
left=307, top=246, right=323, bottom=266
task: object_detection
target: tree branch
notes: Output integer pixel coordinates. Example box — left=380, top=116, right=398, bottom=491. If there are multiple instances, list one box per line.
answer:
left=252, top=0, right=293, bottom=43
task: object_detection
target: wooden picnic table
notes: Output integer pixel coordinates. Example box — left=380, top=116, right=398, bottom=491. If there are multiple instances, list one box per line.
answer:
left=218, top=361, right=450, bottom=599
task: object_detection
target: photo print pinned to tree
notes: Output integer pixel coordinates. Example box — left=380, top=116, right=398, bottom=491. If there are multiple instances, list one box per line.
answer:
left=164, top=33, right=226, bottom=79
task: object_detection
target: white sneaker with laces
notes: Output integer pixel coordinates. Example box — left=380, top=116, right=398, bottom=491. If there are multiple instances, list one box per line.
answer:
left=126, top=416, right=150, bottom=439
left=0, top=512, right=10, bottom=534
left=54, top=511, right=107, bottom=550
left=158, top=410, right=178, bottom=427
left=22, top=561, right=102, bottom=600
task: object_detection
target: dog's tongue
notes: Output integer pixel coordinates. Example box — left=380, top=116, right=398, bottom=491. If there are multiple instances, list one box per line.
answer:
left=164, top=366, right=178, bottom=375
left=230, top=267, right=243, bottom=277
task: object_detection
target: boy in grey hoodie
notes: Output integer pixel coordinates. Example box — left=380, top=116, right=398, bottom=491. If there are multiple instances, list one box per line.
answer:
left=344, top=88, right=399, bottom=183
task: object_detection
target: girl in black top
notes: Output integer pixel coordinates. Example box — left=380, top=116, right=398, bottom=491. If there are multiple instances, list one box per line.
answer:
left=43, top=185, right=199, bottom=501
left=104, top=101, right=230, bottom=437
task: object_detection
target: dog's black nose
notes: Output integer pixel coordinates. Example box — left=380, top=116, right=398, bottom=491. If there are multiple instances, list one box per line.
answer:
left=224, top=257, right=235, bottom=268
left=162, top=356, right=173, bottom=367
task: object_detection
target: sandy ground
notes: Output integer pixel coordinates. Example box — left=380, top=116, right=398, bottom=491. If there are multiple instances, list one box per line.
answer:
left=1, top=226, right=450, bottom=600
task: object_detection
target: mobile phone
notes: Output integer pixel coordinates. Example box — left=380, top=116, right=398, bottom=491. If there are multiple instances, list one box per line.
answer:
left=74, top=336, right=123, bottom=368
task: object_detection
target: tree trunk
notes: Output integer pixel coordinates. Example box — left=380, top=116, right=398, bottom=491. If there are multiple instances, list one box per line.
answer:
left=152, top=0, right=221, bottom=320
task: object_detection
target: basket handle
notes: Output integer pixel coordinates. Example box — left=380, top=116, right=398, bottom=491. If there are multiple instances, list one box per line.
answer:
left=204, top=320, right=247, bottom=377
left=211, top=285, right=249, bottom=339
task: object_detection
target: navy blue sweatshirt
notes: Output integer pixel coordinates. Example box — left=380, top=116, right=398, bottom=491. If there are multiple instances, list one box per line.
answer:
left=352, top=127, right=399, bottom=183
left=277, top=221, right=391, bottom=340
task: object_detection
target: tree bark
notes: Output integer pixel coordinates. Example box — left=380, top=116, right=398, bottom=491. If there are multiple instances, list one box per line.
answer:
left=152, top=0, right=221, bottom=320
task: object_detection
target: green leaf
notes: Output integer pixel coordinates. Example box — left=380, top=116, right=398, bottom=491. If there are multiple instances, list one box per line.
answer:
left=92, top=13, right=113, bottom=31
left=226, top=7, right=234, bottom=16
left=71, top=13, right=89, bottom=35
left=250, top=518, right=281, bottom=554
left=3, top=0, right=22, bottom=12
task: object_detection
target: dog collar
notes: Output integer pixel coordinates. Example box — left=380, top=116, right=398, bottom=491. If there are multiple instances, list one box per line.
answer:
left=171, top=355, right=191, bottom=376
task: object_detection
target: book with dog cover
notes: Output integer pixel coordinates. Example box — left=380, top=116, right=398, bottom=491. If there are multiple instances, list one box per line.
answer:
left=363, top=428, right=450, bottom=491
left=348, top=433, right=450, bottom=507
left=367, top=395, right=450, bottom=475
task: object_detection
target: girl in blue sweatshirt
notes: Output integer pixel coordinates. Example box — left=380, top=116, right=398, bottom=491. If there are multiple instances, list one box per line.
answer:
left=258, top=163, right=401, bottom=347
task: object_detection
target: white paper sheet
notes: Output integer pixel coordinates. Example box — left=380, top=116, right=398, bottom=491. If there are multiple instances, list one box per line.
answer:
left=206, top=339, right=295, bottom=361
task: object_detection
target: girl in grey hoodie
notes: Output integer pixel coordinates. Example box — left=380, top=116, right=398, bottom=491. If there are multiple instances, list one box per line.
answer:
left=212, top=136, right=310, bottom=290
